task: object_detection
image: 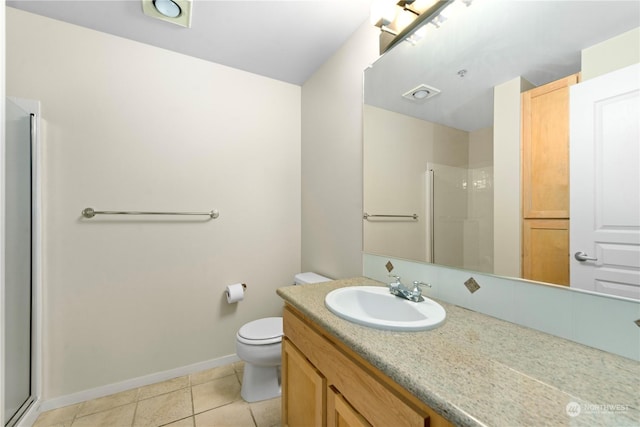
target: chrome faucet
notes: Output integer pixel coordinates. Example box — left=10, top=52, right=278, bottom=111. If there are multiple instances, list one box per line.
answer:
left=388, top=275, right=431, bottom=302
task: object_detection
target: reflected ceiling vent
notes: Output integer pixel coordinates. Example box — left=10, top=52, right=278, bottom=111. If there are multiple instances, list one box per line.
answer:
left=142, top=0, right=192, bottom=28
left=402, top=84, right=440, bottom=102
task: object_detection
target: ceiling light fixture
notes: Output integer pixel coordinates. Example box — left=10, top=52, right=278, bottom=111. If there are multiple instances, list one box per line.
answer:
left=142, top=0, right=192, bottom=28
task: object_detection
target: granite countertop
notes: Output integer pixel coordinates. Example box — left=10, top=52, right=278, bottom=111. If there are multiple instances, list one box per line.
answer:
left=277, top=277, right=640, bottom=427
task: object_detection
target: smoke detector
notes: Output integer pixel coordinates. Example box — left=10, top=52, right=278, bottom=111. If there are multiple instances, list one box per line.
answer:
left=402, top=84, right=440, bottom=102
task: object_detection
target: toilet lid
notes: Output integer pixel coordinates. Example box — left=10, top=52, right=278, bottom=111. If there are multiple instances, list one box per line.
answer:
left=237, top=317, right=283, bottom=345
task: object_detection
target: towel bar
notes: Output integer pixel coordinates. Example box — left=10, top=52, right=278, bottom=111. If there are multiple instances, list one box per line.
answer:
left=81, top=207, right=219, bottom=219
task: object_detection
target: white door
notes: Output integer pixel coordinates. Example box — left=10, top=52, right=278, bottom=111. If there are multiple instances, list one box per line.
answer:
left=569, top=63, right=640, bottom=299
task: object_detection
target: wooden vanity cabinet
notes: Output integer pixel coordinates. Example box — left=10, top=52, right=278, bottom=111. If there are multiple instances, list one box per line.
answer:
left=281, top=304, right=453, bottom=427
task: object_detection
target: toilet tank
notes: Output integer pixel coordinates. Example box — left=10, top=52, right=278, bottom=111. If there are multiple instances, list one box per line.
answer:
left=294, top=272, right=331, bottom=285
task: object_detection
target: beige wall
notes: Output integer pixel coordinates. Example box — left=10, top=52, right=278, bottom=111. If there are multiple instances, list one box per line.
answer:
left=582, top=27, right=640, bottom=81
left=468, top=127, right=493, bottom=168
left=363, top=105, right=469, bottom=262
left=301, top=22, right=379, bottom=279
left=7, top=8, right=301, bottom=398
left=493, top=77, right=534, bottom=278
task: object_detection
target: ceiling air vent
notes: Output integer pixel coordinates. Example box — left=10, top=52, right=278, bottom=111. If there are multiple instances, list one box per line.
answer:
left=402, top=84, right=440, bottom=102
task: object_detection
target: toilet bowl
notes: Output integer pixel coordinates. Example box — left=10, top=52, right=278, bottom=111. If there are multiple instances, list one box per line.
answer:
left=236, top=317, right=283, bottom=402
left=236, top=272, right=330, bottom=402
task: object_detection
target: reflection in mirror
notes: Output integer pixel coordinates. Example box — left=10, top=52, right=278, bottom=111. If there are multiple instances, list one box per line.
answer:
left=363, top=0, right=640, bottom=299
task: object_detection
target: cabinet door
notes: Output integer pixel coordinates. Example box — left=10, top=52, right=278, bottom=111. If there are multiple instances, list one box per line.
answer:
left=522, top=74, right=578, bottom=219
left=327, top=387, right=372, bottom=427
left=282, top=338, right=326, bottom=427
left=522, top=219, right=569, bottom=285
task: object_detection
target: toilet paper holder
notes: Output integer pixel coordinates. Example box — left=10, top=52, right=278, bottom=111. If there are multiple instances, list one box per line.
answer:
left=225, top=283, right=247, bottom=303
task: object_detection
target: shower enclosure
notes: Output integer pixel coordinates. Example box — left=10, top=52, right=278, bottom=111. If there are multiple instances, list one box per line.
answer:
left=4, top=98, right=39, bottom=427
left=426, top=162, right=494, bottom=273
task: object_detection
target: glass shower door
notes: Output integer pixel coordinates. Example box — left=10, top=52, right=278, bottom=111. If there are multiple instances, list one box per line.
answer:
left=4, top=99, right=35, bottom=426
left=427, top=163, right=468, bottom=268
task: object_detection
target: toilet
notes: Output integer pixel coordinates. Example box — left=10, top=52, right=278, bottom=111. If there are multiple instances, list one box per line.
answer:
left=236, top=272, right=331, bottom=402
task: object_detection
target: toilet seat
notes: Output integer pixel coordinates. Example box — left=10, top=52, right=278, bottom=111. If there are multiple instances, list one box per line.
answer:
left=237, top=317, right=283, bottom=345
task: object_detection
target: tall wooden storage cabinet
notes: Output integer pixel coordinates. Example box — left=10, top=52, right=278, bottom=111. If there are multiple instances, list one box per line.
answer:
left=521, top=74, right=578, bottom=285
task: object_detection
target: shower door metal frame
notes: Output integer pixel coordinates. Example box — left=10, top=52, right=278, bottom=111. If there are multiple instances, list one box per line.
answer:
left=4, top=97, right=42, bottom=427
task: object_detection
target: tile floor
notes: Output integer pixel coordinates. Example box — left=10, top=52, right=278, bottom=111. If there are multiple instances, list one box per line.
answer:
left=32, top=362, right=281, bottom=427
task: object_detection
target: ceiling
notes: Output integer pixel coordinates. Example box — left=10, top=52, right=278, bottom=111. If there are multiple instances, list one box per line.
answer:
left=6, top=0, right=375, bottom=85
left=364, top=0, right=640, bottom=131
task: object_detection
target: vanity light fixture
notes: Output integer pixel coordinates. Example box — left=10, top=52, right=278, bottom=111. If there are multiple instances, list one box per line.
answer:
left=371, top=0, right=437, bottom=36
left=402, top=84, right=441, bottom=102
left=372, top=0, right=473, bottom=53
left=142, top=0, right=192, bottom=28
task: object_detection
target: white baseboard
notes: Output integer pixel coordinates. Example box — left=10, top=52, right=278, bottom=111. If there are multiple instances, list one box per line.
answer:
left=35, top=354, right=240, bottom=415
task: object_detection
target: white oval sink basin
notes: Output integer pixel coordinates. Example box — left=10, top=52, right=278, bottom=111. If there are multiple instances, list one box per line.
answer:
left=325, top=286, right=446, bottom=331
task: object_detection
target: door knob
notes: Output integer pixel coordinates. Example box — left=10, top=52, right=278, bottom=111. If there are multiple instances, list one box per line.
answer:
left=574, top=251, right=598, bottom=262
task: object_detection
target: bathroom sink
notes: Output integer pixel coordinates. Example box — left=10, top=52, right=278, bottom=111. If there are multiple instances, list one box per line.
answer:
left=324, top=286, right=446, bottom=331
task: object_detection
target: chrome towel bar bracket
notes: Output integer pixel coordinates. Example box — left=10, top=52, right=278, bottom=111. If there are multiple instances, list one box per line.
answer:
left=81, top=207, right=220, bottom=219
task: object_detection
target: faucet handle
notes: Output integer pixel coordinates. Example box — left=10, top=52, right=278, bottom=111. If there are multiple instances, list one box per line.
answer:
left=412, top=281, right=431, bottom=290
left=388, top=275, right=402, bottom=291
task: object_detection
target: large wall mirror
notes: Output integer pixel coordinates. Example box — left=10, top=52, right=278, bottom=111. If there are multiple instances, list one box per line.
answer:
left=363, top=1, right=640, bottom=299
